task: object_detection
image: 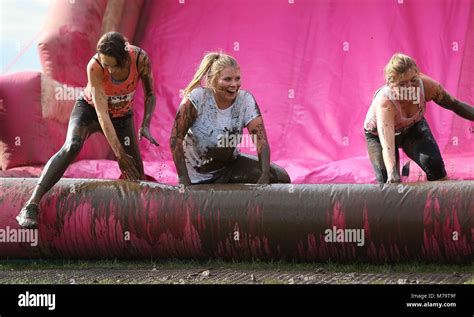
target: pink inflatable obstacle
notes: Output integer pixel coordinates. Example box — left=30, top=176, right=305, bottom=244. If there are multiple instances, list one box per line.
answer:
left=1, top=0, right=473, bottom=183
left=0, top=178, right=472, bottom=262
left=1, top=1, right=473, bottom=263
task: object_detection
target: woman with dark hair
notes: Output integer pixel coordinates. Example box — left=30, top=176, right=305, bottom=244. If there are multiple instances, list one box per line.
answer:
left=17, top=31, right=159, bottom=228
left=170, top=52, right=291, bottom=185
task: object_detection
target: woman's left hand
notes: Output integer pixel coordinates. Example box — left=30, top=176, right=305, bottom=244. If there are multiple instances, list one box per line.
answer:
left=139, top=125, right=159, bottom=146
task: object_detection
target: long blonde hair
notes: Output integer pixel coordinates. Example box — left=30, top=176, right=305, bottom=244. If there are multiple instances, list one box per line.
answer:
left=384, top=53, right=419, bottom=85
left=183, top=52, right=239, bottom=96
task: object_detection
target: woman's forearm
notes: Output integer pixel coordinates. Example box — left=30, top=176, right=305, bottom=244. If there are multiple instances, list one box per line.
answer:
left=138, top=51, right=156, bottom=128
left=377, top=121, right=399, bottom=182
left=382, top=147, right=400, bottom=180
left=250, top=119, right=270, bottom=175
left=258, top=143, right=270, bottom=175
left=169, top=100, right=197, bottom=185
left=170, top=136, right=191, bottom=184
left=141, top=94, right=156, bottom=127
left=97, top=114, right=126, bottom=158
left=92, top=94, right=126, bottom=158
left=452, top=100, right=474, bottom=121
left=433, top=86, right=474, bottom=121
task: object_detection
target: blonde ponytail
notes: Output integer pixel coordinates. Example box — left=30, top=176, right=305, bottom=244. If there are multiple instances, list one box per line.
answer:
left=183, top=51, right=239, bottom=97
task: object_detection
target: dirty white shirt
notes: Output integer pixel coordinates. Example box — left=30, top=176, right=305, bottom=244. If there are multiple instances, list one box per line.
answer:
left=184, top=87, right=261, bottom=183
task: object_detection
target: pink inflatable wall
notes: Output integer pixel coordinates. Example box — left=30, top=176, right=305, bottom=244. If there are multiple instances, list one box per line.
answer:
left=133, top=0, right=474, bottom=183
left=1, top=0, right=473, bottom=184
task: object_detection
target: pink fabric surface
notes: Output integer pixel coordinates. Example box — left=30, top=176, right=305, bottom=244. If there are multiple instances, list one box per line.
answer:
left=2, top=0, right=474, bottom=183
left=0, top=72, right=112, bottom=170
left=119, top=0, right=145, bottom=41
left=37, top=0, right=108, bottom=86
left=0, top=72, right=42, bottom=169
left=131, top=0, right=474, bottom=183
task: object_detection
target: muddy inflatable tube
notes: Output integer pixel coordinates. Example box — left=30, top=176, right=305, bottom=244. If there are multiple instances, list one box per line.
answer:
left=0, top=178, right=472, bottom=263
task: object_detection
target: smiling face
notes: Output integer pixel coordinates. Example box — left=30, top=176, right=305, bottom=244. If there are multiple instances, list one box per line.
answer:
left=213, top=66, right=241, bottom=105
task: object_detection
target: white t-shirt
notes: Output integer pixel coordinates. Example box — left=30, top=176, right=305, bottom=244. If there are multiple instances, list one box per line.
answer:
left=184, top=87, right=261, bottom=183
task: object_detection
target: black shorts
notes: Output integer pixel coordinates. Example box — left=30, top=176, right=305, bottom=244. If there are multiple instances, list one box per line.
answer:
left=73, top=98, right=133, bottom=129
left=191, top=153, right=290, bottom=185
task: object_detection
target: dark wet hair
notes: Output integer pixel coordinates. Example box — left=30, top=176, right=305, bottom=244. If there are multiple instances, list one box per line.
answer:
left=96, top=32, right=130, bottom=68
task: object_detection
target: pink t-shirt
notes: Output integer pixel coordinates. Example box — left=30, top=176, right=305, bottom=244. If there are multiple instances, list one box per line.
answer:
left=364, top=78, right=426, bottom=135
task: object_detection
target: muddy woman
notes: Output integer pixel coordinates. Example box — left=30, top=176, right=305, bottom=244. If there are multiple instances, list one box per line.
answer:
left=17, top=32, right=159, bottom=228
left=170, top=52, right=291, bottom=185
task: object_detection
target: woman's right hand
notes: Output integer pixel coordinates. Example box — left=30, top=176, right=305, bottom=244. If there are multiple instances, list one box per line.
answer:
left=118, top=153, right=141, bottom=181
left=387, top=174, right=401, bottom=184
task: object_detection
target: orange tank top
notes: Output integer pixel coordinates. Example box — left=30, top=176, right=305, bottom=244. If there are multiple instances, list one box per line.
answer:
left=83, top=45, right=141, bottom=118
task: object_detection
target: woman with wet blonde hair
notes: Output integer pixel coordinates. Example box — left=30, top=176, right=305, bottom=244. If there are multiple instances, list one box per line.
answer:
left=170, top=52, right=290, bottom=185
left=364, top=53, right=474, bottom=184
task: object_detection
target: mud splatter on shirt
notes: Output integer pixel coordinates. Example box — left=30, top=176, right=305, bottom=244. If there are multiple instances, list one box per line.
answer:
left=184, top=87, right=261, bottom=183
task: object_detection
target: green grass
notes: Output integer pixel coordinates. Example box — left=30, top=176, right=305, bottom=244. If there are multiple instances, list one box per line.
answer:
left=0, top=259, right=473, bottom=273
left=465, top=277, right=474, bottom=284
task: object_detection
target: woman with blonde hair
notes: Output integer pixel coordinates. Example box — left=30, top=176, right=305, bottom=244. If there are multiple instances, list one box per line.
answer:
left=364, top=53, right=474, bottom=184
left=170, top=52, right=290, bottom=185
